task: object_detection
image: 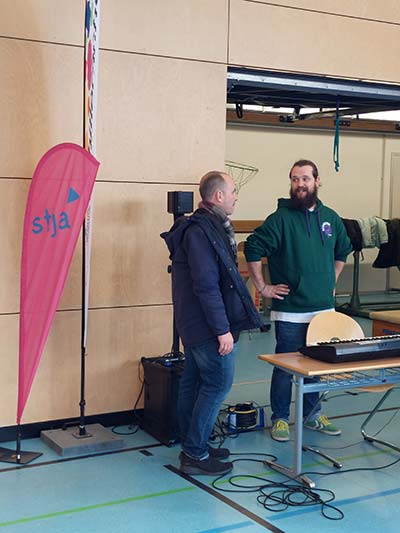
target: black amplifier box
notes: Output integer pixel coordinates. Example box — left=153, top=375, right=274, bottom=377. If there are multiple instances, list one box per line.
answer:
left=141, top=356, right=184, bottom=446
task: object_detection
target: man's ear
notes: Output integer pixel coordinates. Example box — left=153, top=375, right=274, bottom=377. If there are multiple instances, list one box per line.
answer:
left=215, top=189, right=223, bottom=203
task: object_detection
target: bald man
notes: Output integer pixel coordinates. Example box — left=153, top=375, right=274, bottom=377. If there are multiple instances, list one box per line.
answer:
left=162, top=171, right=262, bottom=475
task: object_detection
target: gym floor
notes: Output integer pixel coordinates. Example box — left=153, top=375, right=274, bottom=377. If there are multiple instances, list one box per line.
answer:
left=1, top=313, right=400, bottom=533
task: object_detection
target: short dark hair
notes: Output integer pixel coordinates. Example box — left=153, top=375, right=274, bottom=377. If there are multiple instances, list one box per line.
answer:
left=289, top=159, right=319, bottom=179
left=199, top=171, right=227, bottom=201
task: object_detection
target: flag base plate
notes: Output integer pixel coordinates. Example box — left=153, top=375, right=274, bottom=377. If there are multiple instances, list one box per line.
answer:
left=40, top=423, right=124, bottom=456
left=0, top=447, right=42, bottom=465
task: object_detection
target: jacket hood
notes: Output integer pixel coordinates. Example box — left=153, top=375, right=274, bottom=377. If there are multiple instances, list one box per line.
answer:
left=277, top=197, right=323, bottom=210
left=277, top=197, right=325, bottom=241
left=160, top=215, right=192, bottom=259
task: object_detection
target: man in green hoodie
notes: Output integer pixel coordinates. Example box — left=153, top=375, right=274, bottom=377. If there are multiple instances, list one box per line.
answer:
left=244, top=159, right=352, bottom=442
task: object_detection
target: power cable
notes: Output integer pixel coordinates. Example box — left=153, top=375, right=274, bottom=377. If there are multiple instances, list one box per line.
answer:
left=211, top=457, right=344, bottom=520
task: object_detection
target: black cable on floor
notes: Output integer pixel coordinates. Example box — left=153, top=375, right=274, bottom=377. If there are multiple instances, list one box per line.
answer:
left=302, top=454, right=400, bottom=478
left=211, top=457, right=344, bottom=520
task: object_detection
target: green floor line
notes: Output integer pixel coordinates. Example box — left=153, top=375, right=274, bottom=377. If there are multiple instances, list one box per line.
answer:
left=0, top=486, right=194, bottom=528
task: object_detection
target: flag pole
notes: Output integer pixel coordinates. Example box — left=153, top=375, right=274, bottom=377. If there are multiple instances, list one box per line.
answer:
left=77, top=0, right=100, bottom=437
left=0, top=423, right=42, bottom=465
left=60, top=0, right=123, bottom=451
left=77, top=0, right=91, bottom=438
left=79, top=221, right=88, bottom=436
left=16, top=425, right=21, bottom=463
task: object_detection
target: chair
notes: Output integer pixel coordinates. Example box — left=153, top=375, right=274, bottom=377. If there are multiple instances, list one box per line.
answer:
left=360, top=385, right=399, bottom=453
left=305, top=311, right=398, bottom=456
left=306, top=311, right=365, bottom=346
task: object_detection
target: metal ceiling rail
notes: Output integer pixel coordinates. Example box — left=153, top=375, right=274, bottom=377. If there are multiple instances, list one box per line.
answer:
left=227, top=68, right=400, bottom=116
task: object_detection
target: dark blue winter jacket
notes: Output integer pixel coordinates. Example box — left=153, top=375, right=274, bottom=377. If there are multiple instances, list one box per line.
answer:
left=161, top=209, right=262, bottom=347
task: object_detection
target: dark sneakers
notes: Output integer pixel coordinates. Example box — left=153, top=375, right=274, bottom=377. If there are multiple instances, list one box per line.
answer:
left=208, top=446, right=230, bottom=459
left=179, top=452, right=233, bottom=476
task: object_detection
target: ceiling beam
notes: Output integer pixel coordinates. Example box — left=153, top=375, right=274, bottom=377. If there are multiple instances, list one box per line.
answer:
left=226, top=109, right=400, bottom=134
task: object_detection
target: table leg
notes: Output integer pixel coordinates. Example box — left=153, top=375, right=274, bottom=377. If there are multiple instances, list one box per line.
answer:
left=294, top=375, right=304, bottom=474
left=264, top=376, right=315, bottom=488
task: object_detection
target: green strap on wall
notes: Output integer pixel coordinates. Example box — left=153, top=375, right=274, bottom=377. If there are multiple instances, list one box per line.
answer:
left=333, top=97, right=340, bottom=172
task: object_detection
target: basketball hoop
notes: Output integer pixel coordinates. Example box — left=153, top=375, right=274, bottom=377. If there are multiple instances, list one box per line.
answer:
left=225, top=160, right=259, bottom=193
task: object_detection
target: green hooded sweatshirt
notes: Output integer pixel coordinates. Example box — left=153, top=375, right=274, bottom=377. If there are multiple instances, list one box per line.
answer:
left=244, top=198, right=352, bottom=313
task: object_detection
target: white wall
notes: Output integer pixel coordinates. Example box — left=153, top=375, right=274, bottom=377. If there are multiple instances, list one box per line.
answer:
left=226, top=124, right=400, bottom=293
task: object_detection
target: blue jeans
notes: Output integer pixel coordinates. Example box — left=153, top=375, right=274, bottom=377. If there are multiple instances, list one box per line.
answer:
left=271, top=321, right=321, bottom=423
left=178, top=339, right=237, bottom=459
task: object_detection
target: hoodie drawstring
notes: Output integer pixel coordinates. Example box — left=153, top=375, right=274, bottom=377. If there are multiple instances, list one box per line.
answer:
left=304, top=209, right=325, bottom=244
left=317, top=210, right=324, bottom=245
left=305, top=209, right=311, bottom=236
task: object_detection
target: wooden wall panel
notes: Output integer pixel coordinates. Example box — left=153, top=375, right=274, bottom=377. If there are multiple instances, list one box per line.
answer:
left=229, top=0, right=400, bottom=83
left=0, top=306, right=172, bottom=425
left=84, top=306, right=173, bottom=414
left=89, top=182, right=200, bottom=307
left=0, top=315, right=19, bottom=425
left=96, top=51, right=227, bottom=183
left=0, top=180, right=29, bottom=313
left=0, top=0, right=84, bottom=44
left=0, top=39, right=82, bottom=178
left=101, top=0, right=228, bottom=62
left=249, top=0, right=400, bottom=24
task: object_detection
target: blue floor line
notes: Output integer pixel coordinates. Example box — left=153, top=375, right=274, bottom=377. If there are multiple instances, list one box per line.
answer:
left=272, top=486, right=400, bottom=521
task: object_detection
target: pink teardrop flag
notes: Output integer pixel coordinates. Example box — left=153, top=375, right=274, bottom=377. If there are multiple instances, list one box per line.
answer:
left=17, top=143, right=100, bottom=424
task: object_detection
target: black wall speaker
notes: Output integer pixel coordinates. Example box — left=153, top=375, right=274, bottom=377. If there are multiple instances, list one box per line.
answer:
left=167, top=191, right=194, bottom=217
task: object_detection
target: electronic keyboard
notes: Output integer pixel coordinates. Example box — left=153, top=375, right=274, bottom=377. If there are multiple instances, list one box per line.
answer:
left=300, top=334, right=400, bottom=363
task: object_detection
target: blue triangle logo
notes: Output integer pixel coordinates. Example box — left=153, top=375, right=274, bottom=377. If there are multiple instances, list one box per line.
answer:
left=67, top=187, right=80, bottom=204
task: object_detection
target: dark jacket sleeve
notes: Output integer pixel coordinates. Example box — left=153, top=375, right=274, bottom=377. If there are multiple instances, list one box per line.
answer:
left=334, top=214, right=352, bottom=262
left=183, top=224, right=231, bottom=336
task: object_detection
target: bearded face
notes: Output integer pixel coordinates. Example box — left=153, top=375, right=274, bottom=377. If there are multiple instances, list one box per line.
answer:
left=289, top=182, right=318, bottom=210
left=289, top=165, right=320, bottom=210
